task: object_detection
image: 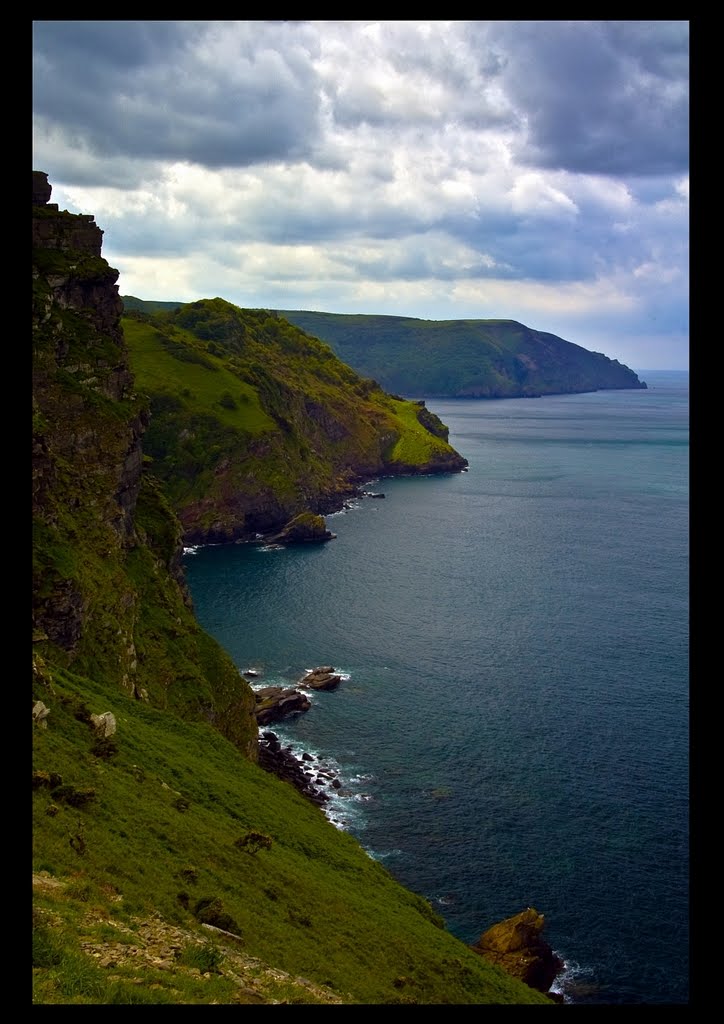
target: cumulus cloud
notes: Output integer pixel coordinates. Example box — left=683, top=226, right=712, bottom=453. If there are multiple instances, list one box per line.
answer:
left=33, top=19, right=689, bottom=369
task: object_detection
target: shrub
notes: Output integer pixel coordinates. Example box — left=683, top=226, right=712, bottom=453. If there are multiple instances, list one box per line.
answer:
left=233, top=831, right=273, bottom=855
left=218, top=392, right=238, bottom=410
left=91, top=736, right=118, bottom=759
left=52, top=785, right=96, bottom=808
left=178, top=942, right=224, bottom=973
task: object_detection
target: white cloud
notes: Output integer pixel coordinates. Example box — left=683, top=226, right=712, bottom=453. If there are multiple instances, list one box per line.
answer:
left=34, top=20, right=689, bottom=369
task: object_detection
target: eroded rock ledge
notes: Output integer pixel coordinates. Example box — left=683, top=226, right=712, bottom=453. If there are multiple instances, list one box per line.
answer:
left=471, top=907, right=565, bottom=1001
left=252, top=667, right=344, bottom=725
left=258, top=512, right=336, bottom=546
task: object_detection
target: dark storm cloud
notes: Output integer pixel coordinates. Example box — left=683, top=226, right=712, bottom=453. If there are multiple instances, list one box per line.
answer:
left=485, top=20, right=689, bottom=176
left=33, top=21, right=688, bottom=369
left=33, top=20, right=323, bottom=175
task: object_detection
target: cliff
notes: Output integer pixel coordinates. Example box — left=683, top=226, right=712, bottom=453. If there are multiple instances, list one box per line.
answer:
left=32, top=170, right=258, bottom=753
left=122, top=299, right=468, bottom=545
left=32, top=172, right=554, bottom=1005
left=124, top=297, right=646, bottom=401
left=275, top=309, right=647, bottom=398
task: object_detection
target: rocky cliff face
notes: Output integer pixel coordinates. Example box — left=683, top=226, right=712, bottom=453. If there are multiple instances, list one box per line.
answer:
left=32, top=172, right=144, bottom=650
left=122, top=298, right=468, bottom=545
left=471, top=907, right=564, bottom=999
left=32, top=171, right=257, bottom=756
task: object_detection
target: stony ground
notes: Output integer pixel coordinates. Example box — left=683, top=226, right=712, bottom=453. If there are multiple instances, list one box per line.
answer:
left=33, top=872, right=344, bottom=1004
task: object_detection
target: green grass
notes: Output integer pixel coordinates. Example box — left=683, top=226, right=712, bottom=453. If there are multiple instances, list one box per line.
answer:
left=122, top=318, right=274, bottom=435
left=387, top=399, right=448, bottom=465
left=32, top=661, right=551, bottom=1005
left=121, top=301, right=465, bottom=542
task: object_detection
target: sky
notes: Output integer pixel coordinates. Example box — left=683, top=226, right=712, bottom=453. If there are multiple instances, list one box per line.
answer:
left=32, top=20, right=689, bottom=371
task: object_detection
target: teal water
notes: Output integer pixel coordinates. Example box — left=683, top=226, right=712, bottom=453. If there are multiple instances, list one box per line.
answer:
left=184, top=370, right=689, bottom=1005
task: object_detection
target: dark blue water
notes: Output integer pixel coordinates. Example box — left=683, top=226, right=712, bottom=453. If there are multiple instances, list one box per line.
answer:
left=184, top=370, right=689, bottom=1005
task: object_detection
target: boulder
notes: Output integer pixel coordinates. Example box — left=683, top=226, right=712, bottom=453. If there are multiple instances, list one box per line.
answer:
left=298, top=666, right=342, bottom=691
left=254, top=686, right=311, bottom=725
left=90, top=711, right=117, bottom=737
left=471, top=907, right=564, bottom=996
left=32, top=700, right=50, bottom=729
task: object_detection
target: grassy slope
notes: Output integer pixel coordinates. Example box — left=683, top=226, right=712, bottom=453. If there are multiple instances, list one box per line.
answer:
left=275, top=310, right=645, bottom=397
left=123, top=300, right=466, bottom=540
left=33, top=198, right=548, bottom=1006
left=121, top=299, right=644, bottom=398
left=32, top=662, right=550, bottom=1005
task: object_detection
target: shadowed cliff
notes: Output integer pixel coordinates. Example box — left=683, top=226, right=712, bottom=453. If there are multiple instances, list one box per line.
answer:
left=33, top=171, right=555, bottom=1005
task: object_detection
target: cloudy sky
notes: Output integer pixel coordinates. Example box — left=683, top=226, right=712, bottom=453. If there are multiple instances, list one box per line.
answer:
left=33, top=20, right=689, bottom=370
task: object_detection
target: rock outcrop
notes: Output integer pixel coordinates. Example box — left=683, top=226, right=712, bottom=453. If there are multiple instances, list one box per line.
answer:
left=471, top=907, right=564, bottom=998
left=262, top=513, right=336, bottom=546
left=298, top=667, right=343, bottom=691
left=254, top=687, right=311, bottom=725
left=32, top=170, right=258, bottom=758
left=257, top=732, right=330, bottom=807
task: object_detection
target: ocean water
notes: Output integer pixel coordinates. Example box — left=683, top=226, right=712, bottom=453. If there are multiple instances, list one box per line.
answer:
left=184, top=369, right=689, bottom=1005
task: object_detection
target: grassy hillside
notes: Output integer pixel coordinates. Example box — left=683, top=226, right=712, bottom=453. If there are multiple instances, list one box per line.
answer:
left=34, top=175, right=553, bottom=1005
left=123, top=299, right=467, bottom=544
left=275, top=310, right=647, bottom=398
left=33, top=661, right=551, bottom=1005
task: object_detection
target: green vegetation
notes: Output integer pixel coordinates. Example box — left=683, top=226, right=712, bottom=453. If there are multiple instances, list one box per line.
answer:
left=272, top=309, right=647, bottom=398
left=32, top=660, right=550, bottom=1004
left=122, top=299, right=466, bottom=543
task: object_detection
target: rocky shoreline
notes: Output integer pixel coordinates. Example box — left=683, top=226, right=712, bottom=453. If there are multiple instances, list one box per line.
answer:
left=257, top=731, right=337, bottom=809
left=250, top=666, right=351, bottom=811
left=249, top=663, right=566, bottom=1003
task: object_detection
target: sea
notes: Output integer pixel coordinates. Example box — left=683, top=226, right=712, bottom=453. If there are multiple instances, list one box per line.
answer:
left=183, top=369, right=689, bottom=1005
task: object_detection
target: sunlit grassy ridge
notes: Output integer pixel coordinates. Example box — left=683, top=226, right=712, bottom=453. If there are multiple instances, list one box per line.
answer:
left=122, top=317, right=274, bottom=435
left=273, top=309, right=647, bottom=398
left=123, top=299, right=466, bottom=542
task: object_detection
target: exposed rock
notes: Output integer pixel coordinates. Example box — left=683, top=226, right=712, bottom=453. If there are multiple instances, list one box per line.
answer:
left=254, top=686, right=311, bottom=725
left=90, top=711, right=117, bottom=737
left=471, top=907, right=564, bottom=997
left=257, top=731, right=329, bottom=807
left=33, top=700, right=50, bottom=728
left=262, top=512, right=336, bottom=546
left=298, top=667, right=342, bottom=691
left=33, top=170, right=52, bottom=207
